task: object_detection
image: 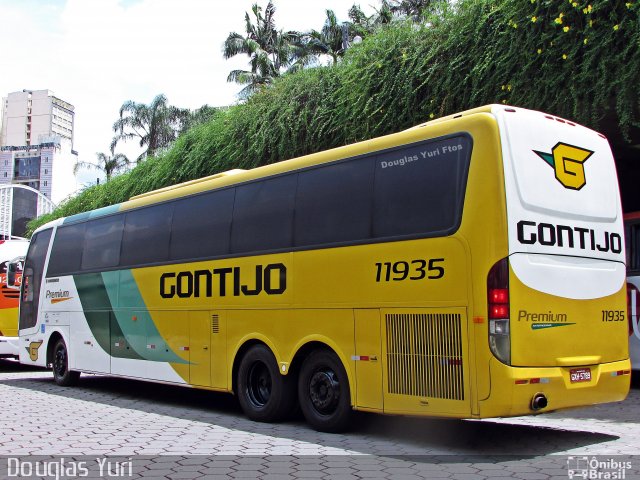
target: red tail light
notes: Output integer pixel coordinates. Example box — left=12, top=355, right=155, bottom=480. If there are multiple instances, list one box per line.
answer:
left=488, top=260, right=509, bottom=319
left=487, top=258, right=511, bottom=364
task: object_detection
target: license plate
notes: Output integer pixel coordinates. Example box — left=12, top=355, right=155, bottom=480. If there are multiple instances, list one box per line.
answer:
left=570, top=368, right=592, bottom=383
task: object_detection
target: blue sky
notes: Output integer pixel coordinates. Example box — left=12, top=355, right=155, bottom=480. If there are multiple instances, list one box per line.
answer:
left=0, top=0, right=373, bottom=193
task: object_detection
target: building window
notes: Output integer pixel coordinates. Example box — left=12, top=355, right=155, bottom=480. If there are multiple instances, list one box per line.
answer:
left=44, top=181, right=48, bottom=186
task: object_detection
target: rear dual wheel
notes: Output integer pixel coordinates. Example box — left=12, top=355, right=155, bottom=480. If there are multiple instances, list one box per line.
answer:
left=237, top=344, right=295, bottom=422
left=298, top=349, right=352, bottom=433
left=236, top=344, right=352, bottom=432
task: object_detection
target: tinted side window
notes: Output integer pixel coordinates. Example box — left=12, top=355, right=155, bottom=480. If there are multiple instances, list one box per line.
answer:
left=19, top=229, right=52, bottom=330
left=295, top=158, right=374, bottom=247
left=373, top=135, right=471, bottom=238
left=47, top=223, right=86, bottom=276
left=81, top=216, right=124, bottom=271
left=231, top=175, right=297, bottom=254
left=121, top=204, right=173, bottom=267
left=170, top=188, right=235, bottom=261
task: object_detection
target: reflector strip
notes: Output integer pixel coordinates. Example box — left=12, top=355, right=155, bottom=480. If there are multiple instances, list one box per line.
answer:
left=351, top=355, right=370, bottom=361
left=515, top=378, right=550, bottom=384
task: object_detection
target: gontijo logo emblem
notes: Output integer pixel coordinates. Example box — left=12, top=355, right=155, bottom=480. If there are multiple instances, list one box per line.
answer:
left=534, top=143, right=594, bottom=190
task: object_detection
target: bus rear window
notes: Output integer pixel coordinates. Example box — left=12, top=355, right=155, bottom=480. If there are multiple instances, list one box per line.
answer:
left=373, top=135, right=471, bottom=238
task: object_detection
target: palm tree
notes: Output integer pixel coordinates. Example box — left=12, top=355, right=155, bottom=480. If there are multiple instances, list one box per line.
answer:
left=178, top=105, right=220, bottom=136
left=388, top=0, right=445, bottom=22
left=111, top=94, right=189, bottom=161
left=73, top=152, right=130, bottom=182
left=302, top=10, right=346, bottom=66
left=223, top=2, right=298, bottom=97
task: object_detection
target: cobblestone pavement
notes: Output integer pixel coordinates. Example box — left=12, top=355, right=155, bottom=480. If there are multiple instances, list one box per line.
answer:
left=0, top=360, right=638, bottom=479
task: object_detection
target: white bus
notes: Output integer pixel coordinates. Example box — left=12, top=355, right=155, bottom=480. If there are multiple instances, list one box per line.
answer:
left=624, top=212, right=640, bottom=372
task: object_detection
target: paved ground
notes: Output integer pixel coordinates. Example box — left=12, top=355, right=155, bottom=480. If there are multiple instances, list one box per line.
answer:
left=0, top=360, right=638, bottom=479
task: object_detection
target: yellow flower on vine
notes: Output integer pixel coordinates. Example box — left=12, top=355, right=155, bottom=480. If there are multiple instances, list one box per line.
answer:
left=537, top=48, right=542, bottom=54
left=583, top=38, right=588, bottom=44
left=563, top=26, right=570, bottom=32
left=613, top=24, right=620, bottom=31
left=531, top=16, right=537, bottom=22
left=554, top=14, right=564, bottom=24
left=626, top=3, right=633, bottom=8
left=562, top=54, right=568, bottom=60
left=429, top=113, right=435, bottom=119
left=572, top=1, right=578, bottom=6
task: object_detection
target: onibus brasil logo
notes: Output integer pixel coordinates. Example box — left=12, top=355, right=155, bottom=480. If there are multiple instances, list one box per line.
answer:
left=534, top=142, right=594, bottom=190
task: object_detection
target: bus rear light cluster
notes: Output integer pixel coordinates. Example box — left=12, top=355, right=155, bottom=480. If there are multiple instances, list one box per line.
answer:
left=610, top=370, right=631, bottom=377
left=487, top=258, right=511, bottom=365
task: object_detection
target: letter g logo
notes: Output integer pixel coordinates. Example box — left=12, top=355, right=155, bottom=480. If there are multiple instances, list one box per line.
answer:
left=534, top=143, right=594, bottom=190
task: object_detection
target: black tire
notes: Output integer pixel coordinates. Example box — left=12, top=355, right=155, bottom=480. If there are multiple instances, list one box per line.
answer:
left=237, top=344, right=295, bottom=423
left=298, top=349, right=352, bottom=433
left=52, top=338, right=80, bottom=386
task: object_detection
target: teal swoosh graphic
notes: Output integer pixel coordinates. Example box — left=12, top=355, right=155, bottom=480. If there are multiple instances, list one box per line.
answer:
left=64, top=204, right=121, bottom=224
left=102, top=270, right=188, bottom=364
left=533, top=150, right=555, bottom=168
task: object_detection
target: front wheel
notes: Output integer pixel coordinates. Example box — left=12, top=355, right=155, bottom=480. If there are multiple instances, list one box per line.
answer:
left=298, top=349, right=352, bottom=432
left=52, top=338, right=80, bottom=386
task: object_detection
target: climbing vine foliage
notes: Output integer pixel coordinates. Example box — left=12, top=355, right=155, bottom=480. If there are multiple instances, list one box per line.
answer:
left=30, top=0, right=640, bottom=233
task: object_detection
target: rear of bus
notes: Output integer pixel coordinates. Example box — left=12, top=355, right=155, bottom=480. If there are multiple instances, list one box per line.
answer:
left=0, top=240, right=28, bottom=358
left=480, top=106, right=630, bottom=416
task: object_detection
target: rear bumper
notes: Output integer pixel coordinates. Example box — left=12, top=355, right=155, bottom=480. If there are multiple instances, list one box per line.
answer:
left=479, top=358, right=631, bottom=418
left=0, top=336, right=19, bottom=358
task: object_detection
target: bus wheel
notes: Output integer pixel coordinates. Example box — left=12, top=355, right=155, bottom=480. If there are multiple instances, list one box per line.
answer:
left=237, top=344, right=295, bottom=423
left=52, top=338, right=80, bottom=386
left=298, top=349, right=352, bottom=432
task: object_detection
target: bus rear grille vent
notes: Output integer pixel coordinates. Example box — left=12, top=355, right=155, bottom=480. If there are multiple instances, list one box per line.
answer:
left=211, top=314, right=220, bottom=334
left=386, top=313, right=464, bottom=400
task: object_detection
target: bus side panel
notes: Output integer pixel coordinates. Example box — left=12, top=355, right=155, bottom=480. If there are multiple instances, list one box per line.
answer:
left=354, top=309, right=383, bottom=411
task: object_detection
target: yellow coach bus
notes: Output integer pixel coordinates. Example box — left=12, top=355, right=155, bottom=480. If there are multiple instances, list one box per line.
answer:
left=12, top=105, right=630, bottom=432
